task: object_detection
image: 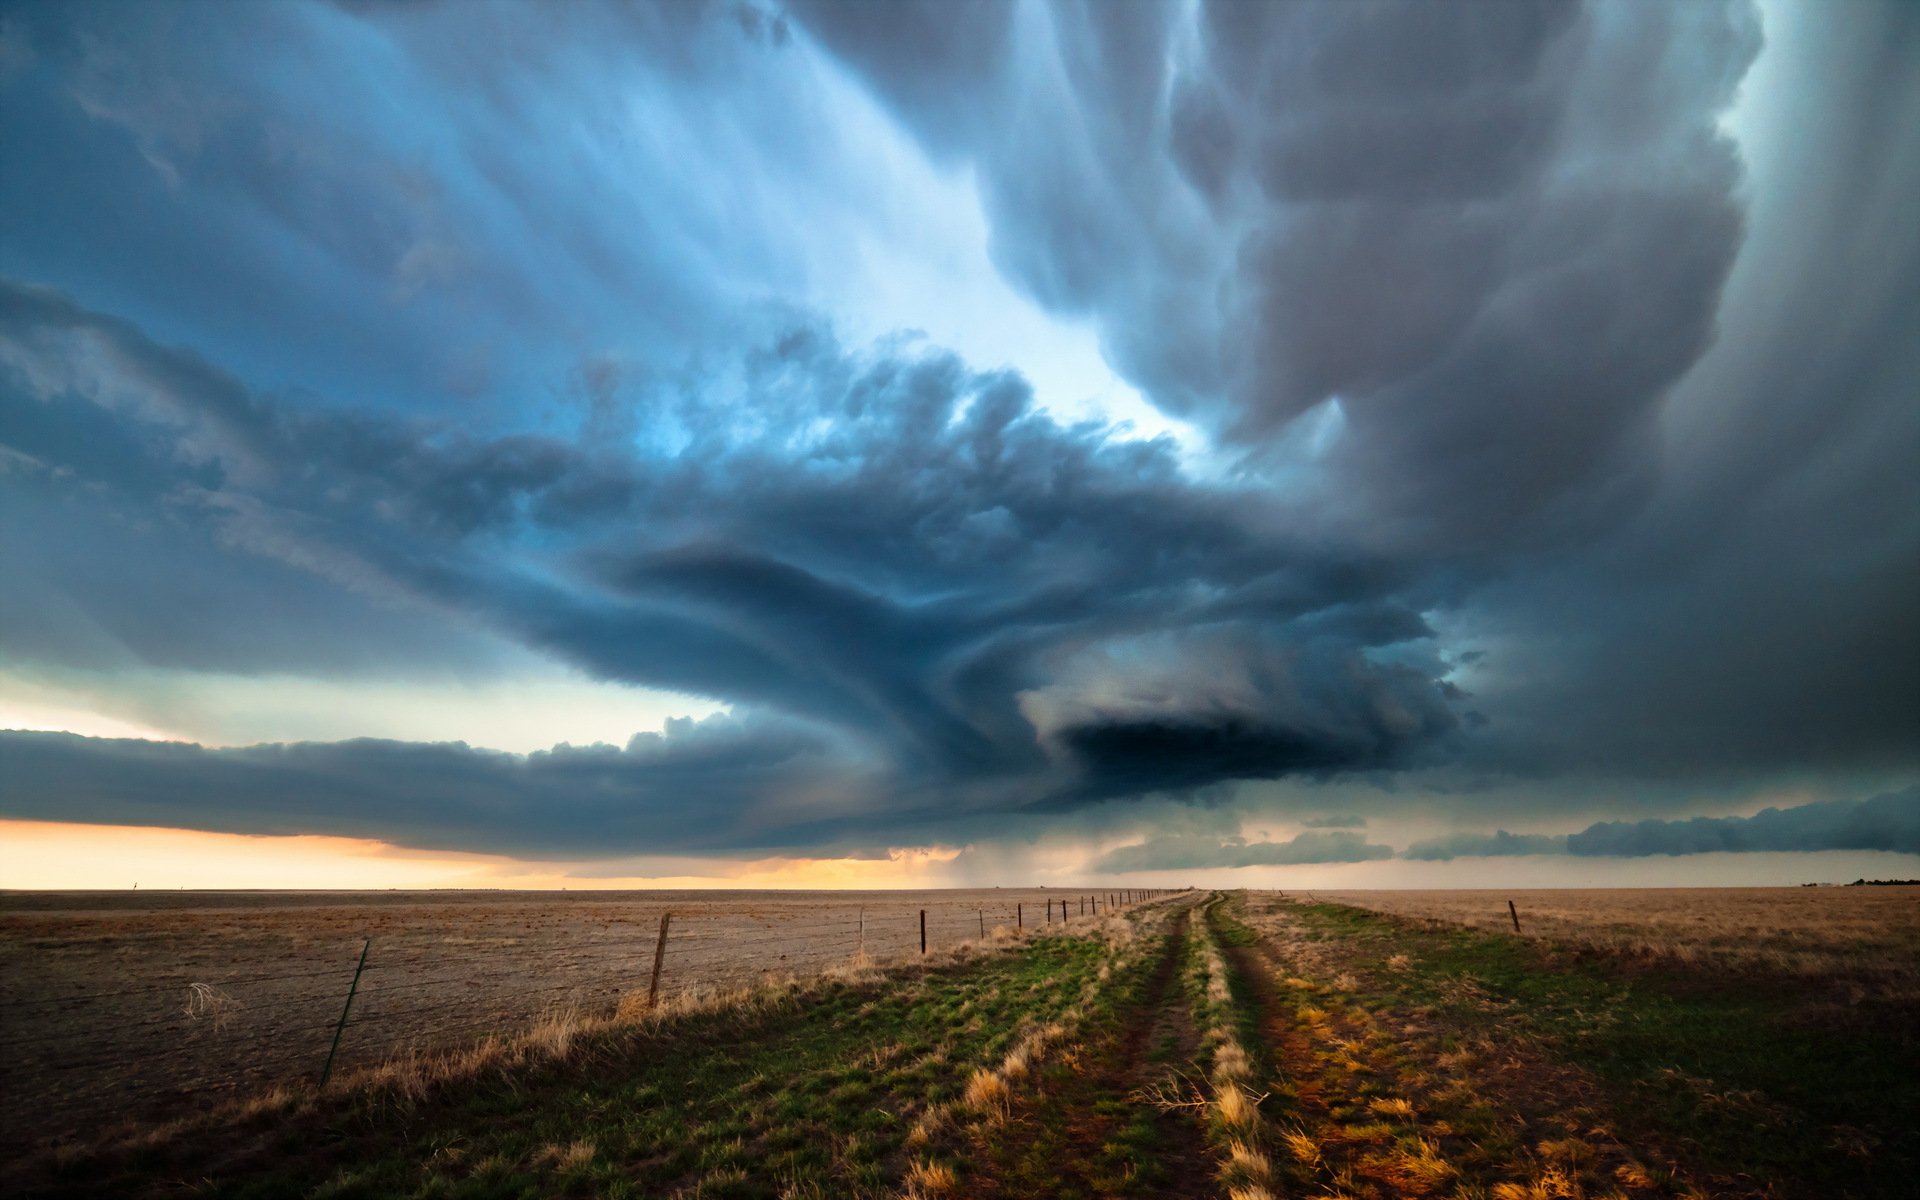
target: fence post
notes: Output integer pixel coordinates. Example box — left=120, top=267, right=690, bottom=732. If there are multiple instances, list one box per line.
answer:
left=978, top=909, right=985, bottom=939
left=920, top=909, right=927, bottom=954
left=1507, top=900, right=1522, bottom=934
left=1017, top=902, right=1022, bottom=930
left=648, top=911, right=672, bottom=1008
left=320, top=937, right=370, bottom=1086
left=859, top=907, right=866, bottom=958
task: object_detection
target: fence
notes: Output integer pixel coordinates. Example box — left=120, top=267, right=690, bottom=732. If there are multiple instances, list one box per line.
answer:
left=0, top=888, right=1177, bottom=1149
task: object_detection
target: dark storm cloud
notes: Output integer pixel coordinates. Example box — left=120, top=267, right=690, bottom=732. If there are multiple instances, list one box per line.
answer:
left=1566, top=788, right=1920, bottom=859
left=1092, top=829, right=1392, bottom=874
left=0, top=716, right=859, bottom=858
left=794, top=0, right=1920, bottom=782
left=1396, top=788, right=1920, bottom=860
left=1301, top=814, right=1366, bottom=829
left=794, top=0, right=1759, bottom=549
left=0, top=276, right=1462, bottom=850
left=1402, top=830, right=1568, bottom=861
left=3, top=0, right=1916, bottom=860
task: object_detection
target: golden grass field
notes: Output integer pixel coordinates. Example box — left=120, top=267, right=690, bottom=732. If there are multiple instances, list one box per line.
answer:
left=0, top=887, right=1116, bottom=1147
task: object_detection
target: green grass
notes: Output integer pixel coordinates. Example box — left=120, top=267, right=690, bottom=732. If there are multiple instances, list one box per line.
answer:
left=32, top=937, right=1122, bottom=1200
left=1285, top=899, right=1918, bottom=1200
left=968, top=912, right=1203, bottom=1198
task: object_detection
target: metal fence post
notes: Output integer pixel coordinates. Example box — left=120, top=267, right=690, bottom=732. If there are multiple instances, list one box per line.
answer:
left=320, top=938, right=370, bottom=1086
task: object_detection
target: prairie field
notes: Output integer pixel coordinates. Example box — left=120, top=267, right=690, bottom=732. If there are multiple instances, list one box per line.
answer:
left=3, top=886, right=1915, bottom=1200
left=1305, top=886, right=1920, bottom=986
left=0, top=887, right=1107, bottom=1148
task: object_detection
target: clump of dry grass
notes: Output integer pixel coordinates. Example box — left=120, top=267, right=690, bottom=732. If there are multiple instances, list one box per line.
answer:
left=530, top=1139, right=594, bottom=1169
left=182, top=982, right=239, bottom=1030
left=902, top=1158, right=958, bottom=1197
left=961, top=1069, right=1011, bottom=1121
left=1381, top=1137, right=1457, bottom=1192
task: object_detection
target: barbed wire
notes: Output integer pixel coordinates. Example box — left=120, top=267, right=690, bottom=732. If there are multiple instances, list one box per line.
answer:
left=3, top=891, right=1184, bottom=1134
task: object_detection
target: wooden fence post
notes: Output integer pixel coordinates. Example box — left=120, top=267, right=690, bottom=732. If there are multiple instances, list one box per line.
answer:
left=978, top=909, right=985, bottom=939
left=858, top=907, right=866, bottom=958
left=1507, top=900, right=1522, bottom=934
left=648, top=911, right=673, bottom=1008
left=1017, top=902, right=1022, bottom=930
left=920, top=909, right=928, bottom=954
left=320, top=937, right=370, bottom=1086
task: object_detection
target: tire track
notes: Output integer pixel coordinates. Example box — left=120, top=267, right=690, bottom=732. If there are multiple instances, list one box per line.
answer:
left=958, top=904, right=1213, bottom=1198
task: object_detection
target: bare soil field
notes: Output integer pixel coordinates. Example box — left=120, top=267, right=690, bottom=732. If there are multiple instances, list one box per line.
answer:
left=1302, top=885, right=1920, bottom=984
left=0, top=886, right=1129, bottom=1149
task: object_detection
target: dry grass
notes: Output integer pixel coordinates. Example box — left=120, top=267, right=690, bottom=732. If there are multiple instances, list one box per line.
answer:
left=0, top=886, right=1109, bottom=1147
left=902, top=1158, right=958, bottom=1198
left=24, top=902, right=1173, bottom=1173
left=1300, top=887, right=1920, bottom=986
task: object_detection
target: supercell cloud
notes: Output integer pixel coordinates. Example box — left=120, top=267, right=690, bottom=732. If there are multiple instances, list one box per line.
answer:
left=0, top=1, right=1915, bottom=867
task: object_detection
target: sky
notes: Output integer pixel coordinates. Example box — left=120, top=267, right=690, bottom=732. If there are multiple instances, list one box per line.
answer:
left=1, top=0, right=1916, bottom=890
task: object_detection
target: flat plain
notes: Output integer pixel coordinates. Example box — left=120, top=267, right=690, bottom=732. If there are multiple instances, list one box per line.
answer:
left=1304, top=886, right=1920, bottom=985
left=0, top=886, right=1095, bottom=1147
left=3, top=886, right=1914, bottom=1200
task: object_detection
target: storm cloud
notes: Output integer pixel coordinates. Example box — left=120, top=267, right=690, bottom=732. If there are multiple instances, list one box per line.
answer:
left=1566, top=788, right=1920, bottom=859
left=1401, top=830, right=1568, bottom=862
left=1, top=1, right=1917, bottom=865
left=1092, top=829, right=1393, bottom=874
left=0, top=275, right=1462, bottom=851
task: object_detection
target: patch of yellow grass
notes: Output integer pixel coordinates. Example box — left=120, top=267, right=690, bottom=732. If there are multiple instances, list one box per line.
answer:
left=1282, top=1127, right=1322, bottom=1165
left=903, top=1159, right=958, bottom=1197
left=1537, top=1137, right=1596, bottom=1166
left=1614, top=1160, right=1657, bottom=1189
left=1225, top=1138, right=1273, bottom=1182
left=531, top=1139, right=594, bottom=1169
left=1492, top=1165, right=1583, bottom=1200
left=1384, top=1137, right=1456, bottom=1192
left=1215, top=1081, right=1262, bottom=1130
left=962, top=1067, right=1011, bottom=1118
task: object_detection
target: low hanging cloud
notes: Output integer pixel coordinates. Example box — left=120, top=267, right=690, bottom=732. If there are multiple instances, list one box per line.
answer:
left=1401, top=830, right=1568, bottom=861
left=1301, top=814, right=1367, bottom=829
left=1092, top=829, right=1393, bottom=874
left=0, top=717, right=876, bottom=858
left=1565, top=787, right=1920, bottom=858
left=1398, top=788, right=1920, bottom=860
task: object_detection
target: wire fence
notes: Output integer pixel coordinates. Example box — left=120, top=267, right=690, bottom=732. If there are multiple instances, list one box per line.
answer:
left=0, top=888, right=1177, bottom=1149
